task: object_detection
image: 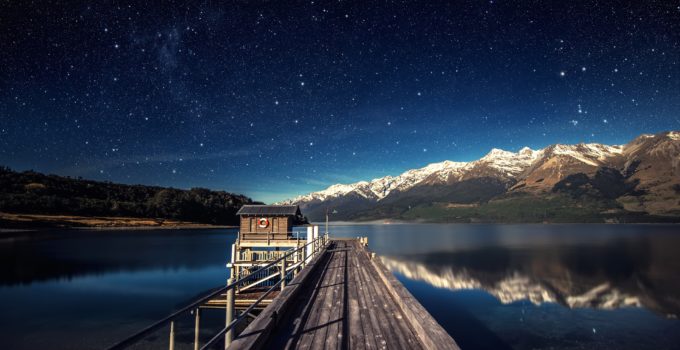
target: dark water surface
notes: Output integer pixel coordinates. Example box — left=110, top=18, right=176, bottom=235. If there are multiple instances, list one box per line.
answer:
left=1, top=224, right=680, bottom=349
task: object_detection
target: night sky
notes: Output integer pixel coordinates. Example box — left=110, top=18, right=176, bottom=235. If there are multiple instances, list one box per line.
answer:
left=1, top=1, right=679, bottom=203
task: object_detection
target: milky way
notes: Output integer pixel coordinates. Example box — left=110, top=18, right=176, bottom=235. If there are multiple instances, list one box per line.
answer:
left=1, top=1, right=679, bottom=202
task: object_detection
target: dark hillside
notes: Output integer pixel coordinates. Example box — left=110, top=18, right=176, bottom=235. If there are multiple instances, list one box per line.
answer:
left=0, top=166, right=257, bottom=225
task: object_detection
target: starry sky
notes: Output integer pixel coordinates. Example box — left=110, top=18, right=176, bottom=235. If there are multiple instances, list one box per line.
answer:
left=1, top=1, right=679, bottom=203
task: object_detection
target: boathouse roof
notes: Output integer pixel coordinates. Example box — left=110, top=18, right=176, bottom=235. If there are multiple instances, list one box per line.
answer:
left=236, top=205, right=301, bottom=216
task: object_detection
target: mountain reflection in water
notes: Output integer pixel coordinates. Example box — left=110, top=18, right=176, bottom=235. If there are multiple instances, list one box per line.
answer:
left=381, top=239, right=679, bottom=317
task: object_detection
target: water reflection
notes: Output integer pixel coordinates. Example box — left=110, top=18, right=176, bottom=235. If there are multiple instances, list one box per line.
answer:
left=381, top=237, right=679, bottom=317
left=2, top=224, right=679, bottom=350
left=0, top=229, right=238, bottom=286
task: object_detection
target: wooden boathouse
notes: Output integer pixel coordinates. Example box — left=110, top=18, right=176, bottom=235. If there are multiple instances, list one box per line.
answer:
left=236, top=205, right=304, bottom=242
left=107, top=205, right=459, bottom=350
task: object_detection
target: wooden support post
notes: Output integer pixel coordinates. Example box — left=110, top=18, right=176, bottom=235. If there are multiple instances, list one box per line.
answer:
left=281, top=259, right=287, bottom=290
left=169, top=320, right=175, bottom=350
left=225, top=279, right=234, bottom=348
left=193, top=308, right=201, bottom=350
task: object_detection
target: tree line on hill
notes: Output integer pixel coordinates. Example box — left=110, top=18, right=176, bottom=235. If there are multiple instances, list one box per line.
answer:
left=0, top=166, right=258, bottom=225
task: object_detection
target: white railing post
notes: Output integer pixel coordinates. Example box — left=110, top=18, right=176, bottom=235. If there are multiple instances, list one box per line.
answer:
left=306, top=226, right=313, bottom=264
left=169, top=321, right=175, bottom=350
left=225, top=279, right=234, bottom=348
left=301, top=244, right=307, bottom=268
left=313, top=225, right=319, bottom=253
left=280, top=259, right=287, bottom=290
left=193, top=308, right=201, bottom=350
left=230, top=244, right=236, bottom=280
left=293, top=244, right=299, bottom=278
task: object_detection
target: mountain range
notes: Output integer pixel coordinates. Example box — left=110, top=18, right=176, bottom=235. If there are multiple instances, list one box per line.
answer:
left=280, top=131, right=680, bottom=223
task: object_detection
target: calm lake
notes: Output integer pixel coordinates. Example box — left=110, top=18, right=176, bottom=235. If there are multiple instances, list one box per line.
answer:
left=1, top=224, right=679, bottom=349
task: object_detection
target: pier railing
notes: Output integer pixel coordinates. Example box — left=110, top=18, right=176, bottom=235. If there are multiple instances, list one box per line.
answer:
left=238, top=231, right=307, bottom=245
left=106, top=233, right=329, bottom=350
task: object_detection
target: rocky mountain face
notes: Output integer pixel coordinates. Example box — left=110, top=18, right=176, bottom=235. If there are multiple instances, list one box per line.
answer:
left=280, top=131, right=680, bottom=222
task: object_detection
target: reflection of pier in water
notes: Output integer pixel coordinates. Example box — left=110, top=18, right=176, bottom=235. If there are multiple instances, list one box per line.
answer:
left=381, top=243, right=680, bottom=318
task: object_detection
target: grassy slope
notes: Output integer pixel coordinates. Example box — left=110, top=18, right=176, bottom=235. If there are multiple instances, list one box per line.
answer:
left=0, top=212, right=233, bottom=229
left=399, top=194, right=678, bottom=223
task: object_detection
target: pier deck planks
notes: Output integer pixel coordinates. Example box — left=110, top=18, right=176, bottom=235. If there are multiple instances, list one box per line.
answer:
left=228, top=239, right=459, bottom=350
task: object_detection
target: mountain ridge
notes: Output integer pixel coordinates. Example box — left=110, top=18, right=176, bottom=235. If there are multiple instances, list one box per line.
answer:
left=280, top=131, right=680, bottom=222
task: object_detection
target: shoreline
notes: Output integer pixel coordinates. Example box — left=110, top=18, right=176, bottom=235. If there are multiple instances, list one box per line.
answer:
left=0, top=212, right=236, bottom=233
left=312, top=220, right=680, bottom=226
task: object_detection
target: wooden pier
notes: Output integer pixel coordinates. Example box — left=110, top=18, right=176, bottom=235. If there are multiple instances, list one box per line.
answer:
left=108, top=206, right=458, bottom=350
left=229, top=238, right=459, bottom=350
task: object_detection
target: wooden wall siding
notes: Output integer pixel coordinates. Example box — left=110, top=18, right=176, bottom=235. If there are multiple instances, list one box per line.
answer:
left=240, top=216, right=293, bottom=235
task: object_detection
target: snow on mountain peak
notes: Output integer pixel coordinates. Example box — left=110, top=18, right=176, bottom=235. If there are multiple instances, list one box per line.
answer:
left=546, top=143, right=622, bottom=166
left=477, top=147, right=541, bottom=175
left=366, top=159, right=468, bottom=199
left=278, top=159, right=469, bottom=204
left=281, top=147, right=544, bottom=204
left=280, top=140, right=634, bottom=205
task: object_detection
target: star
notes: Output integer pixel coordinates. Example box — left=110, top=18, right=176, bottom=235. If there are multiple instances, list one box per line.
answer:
left=1, top=0, right=677, bottom=207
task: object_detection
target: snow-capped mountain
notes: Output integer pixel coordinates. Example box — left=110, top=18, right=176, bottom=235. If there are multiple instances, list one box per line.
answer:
left=280, top=131, right=680, bottom=222
left=281, top=147, right=543, bottom=204
left=282, top=160, right=469, bottom=203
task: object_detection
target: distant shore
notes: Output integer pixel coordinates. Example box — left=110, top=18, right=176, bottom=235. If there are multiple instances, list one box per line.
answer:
left=0, top=212, right=235, bottom=232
